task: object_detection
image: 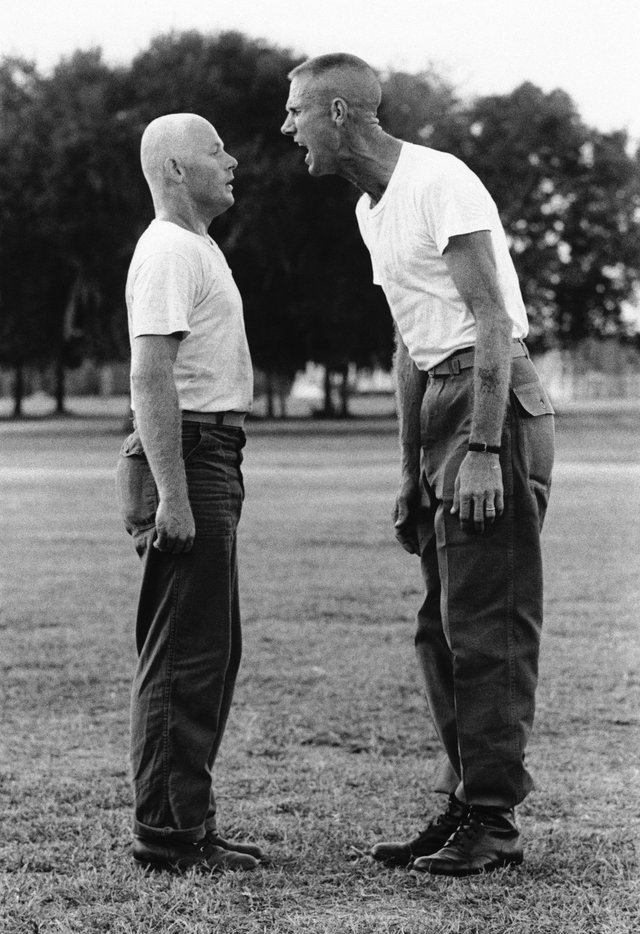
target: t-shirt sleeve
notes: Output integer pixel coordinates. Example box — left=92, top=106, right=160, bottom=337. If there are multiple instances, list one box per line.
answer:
left=130, top=251, right=197, bottom=339
left=421, top=164, right=494, bottom=255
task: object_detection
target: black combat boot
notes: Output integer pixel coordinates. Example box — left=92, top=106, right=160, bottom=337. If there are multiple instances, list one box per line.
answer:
left=412, top=804, right=523, bottom=876
left=370, top=794, right=469, bottom=868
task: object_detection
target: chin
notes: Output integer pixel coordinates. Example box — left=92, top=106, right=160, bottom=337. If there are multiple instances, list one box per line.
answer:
left=211, top=197, right=234, bottom=219
left=307, top=161, right=329, bottom=178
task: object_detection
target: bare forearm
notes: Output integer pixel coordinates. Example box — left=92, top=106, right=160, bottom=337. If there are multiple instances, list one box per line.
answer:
left=394, top=331, right=427, bottom=479
left=392, top=331, right=427, bottom=555
left=132, top=368, right=188, bottom=504
left=470, top=313, right=512, bottom=446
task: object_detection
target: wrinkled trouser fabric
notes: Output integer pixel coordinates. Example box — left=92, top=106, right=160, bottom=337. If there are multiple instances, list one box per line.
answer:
left=116, top=421, right=246, bottom=843
left=416, top=352, right=555, bottom=808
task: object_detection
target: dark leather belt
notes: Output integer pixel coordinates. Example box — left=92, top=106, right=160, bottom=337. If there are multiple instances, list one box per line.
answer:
left=427, top=340, right=528, bottom=377
left=182, top=410, right=247, bottom=428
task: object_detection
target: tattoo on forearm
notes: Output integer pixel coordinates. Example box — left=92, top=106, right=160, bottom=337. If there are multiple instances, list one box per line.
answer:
left=477, top=366, right=501, bottom=396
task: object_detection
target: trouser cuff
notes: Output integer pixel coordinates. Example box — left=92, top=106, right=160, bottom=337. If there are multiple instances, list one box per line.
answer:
left=133, top=818, right=204, bottom=844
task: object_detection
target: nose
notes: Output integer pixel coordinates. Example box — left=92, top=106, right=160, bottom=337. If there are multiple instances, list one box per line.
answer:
left=228, top=153, right=238, bottom=170
left=281, top=114, right=293, bottom=136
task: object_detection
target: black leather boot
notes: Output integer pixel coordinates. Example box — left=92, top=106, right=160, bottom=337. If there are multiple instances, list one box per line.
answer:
left=132, top=836, right=260, bottom=872
left=204, top=830, right=265, bottom=861
left=370, top=794, right=469, bottom=867
left=412, top=805, right=523, bottom=876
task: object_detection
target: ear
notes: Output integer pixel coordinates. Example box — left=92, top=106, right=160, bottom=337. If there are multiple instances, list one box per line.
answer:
left=330, top=97, right=348, bottom=127
left=163, top=157, right=185, bottom=183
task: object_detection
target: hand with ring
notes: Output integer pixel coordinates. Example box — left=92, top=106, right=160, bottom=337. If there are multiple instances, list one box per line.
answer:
left=452, top=451, right=504, bottom=533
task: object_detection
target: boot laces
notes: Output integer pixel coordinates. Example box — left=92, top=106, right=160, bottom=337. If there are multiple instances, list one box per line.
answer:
left=442, top=809, right=483, bottom=850
left=415, top=796, right=466, bottom=842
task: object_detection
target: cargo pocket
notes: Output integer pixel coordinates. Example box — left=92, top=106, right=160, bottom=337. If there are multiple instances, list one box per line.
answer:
left=115, top=430, right=158, bottom=555
left=510, top=373, right=555, bottom=530
left=511, top=380, right=555, bottom=418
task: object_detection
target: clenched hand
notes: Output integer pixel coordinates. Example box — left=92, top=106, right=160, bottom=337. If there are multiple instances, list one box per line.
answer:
left=153, top=497, right=196, bottom=554
left=393, top=475, right=422, bottom=554
left=451, top=451, right=504, bottom=534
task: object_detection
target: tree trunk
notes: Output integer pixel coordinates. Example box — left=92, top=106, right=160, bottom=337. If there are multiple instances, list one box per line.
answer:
left=54, top=353, right=66, bottom=415
left=278, top=388, right=288, bottom=419
left=12, top=362, right=24, bottom=418
left=265, top=371, right=275, bottom=419
left=322, top=366, right=335, bottom=417
left=339, top=365, right=350, bottom=418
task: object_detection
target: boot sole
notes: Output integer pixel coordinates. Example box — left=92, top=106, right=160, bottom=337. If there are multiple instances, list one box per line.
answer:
left=371, top=839, right=456, bottom=868
left=132, top=855, right=220, bottom=874
left=415, top=853, right=524, bottom=877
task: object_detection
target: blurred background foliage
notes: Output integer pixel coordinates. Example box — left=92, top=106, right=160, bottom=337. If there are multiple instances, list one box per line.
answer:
left=1, top=30, right=639, bottom=415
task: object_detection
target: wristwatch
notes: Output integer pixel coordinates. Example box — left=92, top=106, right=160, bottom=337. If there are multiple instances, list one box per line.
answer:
left=468, top=441, right=501, bottom=454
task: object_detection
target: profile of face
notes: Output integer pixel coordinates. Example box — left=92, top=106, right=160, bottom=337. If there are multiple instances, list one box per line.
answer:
left=181, top=123, right=239, bottom=218
left=281, top=76, right=338, bottom=176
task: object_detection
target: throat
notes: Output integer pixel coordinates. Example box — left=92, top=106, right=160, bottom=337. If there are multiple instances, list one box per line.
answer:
left=348, top=137, right=402, bottom=205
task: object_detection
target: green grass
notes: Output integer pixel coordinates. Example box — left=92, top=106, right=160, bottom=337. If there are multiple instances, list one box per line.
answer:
left=1, top=409, right=639, bottom=933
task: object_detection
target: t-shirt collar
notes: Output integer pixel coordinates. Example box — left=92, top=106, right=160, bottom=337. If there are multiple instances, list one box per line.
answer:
left=366, top=142, right=407, bottom=215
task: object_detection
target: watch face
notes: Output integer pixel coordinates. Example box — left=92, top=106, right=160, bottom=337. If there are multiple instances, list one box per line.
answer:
left=469, top=442, right=501, bottom=453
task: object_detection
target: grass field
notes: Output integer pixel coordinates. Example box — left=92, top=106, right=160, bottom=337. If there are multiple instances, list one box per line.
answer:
left=1, top=407, right=639, bottom=933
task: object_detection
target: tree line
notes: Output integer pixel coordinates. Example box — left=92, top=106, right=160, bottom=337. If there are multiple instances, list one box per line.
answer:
left=1, top=30, right=639, bottom=416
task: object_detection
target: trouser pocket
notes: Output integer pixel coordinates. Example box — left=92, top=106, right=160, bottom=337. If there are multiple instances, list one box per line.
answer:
left=509, top=358, right=555, bottom=530
left=115, top=430, right=157, bottom=555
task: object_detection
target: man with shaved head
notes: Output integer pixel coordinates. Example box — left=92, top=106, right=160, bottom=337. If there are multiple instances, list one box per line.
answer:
left=116, top=113, right=263, bottom=873
left=282, top=55, right=555, bottom=876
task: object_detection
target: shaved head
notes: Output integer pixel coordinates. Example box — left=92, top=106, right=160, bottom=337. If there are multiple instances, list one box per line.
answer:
left=140, top=113, right=217, bottom=193
left=288, top=53, right=382, bottom=115
left=138, top=112, right=237, bottom=225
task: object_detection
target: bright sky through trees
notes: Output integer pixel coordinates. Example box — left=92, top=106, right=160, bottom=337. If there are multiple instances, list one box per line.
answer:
left=1, top=0, right=639, bottom=141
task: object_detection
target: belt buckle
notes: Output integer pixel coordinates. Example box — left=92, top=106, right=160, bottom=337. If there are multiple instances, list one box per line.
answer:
left=448, top=357, right=461, bottom=376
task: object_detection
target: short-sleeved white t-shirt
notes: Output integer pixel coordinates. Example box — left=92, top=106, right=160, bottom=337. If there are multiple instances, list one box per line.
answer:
left=126, top=219, right=253, bottom=413
left=355, top=143, right=528, bottom=371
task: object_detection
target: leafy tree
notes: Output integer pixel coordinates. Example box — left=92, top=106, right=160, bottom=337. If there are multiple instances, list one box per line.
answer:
left=292, top=176, right=392, bottom=416
left=0, top=58, right=52, bottom=416
left=36, top=49, right=141, bottom=410
left=4, top=34, right=639, bottom=422
left=554, top=129, right=640, bottom=343
left=440, top=83, right=640, bottom=348
left=379, top=68, right=464, bottom=148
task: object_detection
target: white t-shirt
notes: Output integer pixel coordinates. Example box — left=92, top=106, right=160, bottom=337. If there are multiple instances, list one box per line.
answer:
left=355, top=143, right=528, bottom=371
left=126, top=219, right=253, bottom=413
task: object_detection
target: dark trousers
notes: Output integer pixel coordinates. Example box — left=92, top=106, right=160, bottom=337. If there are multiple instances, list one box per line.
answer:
left=416, top=353, right=555, bottom=808
left=116, top=421, right=246, bottom=843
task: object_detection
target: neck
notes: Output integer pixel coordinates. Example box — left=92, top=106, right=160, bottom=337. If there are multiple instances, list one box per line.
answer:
left=155, top=201, right=211, bottom=237
left=337, top=131, right=402, bottom=204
